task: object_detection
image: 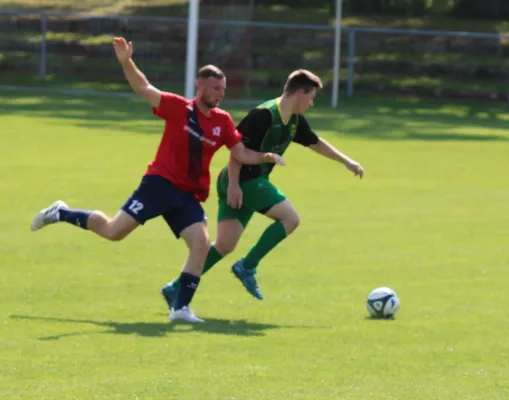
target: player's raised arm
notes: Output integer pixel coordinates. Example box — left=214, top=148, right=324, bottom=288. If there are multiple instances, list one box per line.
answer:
left=113, top=37, right=162, bottom=108
left=309, top=137, right=364, bottom=179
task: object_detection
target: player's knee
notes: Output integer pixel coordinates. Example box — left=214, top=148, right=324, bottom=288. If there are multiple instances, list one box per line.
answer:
left=104, top=223, right=131, bottom=241
left=95, top=211, right=137, bottom=241
left=106, top=229, right=128, bottom=241
left=215, top=240, right=237, bottom=256
left=282, top=213, right=300, bottom=235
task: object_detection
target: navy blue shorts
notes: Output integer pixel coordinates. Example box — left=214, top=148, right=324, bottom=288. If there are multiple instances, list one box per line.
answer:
left=121, top=175, right=206, bottom=238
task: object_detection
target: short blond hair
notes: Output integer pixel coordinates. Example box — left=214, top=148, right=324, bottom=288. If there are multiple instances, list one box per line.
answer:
left=284, top=69, right=323, bottom=94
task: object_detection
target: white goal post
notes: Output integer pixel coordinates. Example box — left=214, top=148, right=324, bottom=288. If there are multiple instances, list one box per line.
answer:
left=184, top=0, right=344, bottom=107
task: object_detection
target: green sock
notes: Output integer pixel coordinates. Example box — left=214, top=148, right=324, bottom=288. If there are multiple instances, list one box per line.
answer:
left=202, top=245, right=224, bottom=275
left=170, top=245, right=223, bottom=291
left=243, top=221, right=287, bottom=269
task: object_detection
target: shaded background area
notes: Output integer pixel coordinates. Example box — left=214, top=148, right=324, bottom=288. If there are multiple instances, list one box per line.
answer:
left=0, top=0, right=508, bottom=102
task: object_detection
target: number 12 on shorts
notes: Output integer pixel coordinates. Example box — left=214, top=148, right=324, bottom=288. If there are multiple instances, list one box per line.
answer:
left=129, top=200, right=144, bottom=214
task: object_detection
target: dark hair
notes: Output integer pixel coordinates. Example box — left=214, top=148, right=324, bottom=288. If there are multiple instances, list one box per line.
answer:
left=197, top=64, right=225, bottom=79
left=284, top=69, right=323, bottom=94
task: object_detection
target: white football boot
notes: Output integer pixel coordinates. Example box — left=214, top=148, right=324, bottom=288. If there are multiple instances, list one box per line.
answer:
left=169, top=306, right=204, bottom=323
left=31, top=200, right=68, bottom=231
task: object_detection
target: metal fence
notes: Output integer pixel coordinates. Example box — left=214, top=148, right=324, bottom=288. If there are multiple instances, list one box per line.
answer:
left=1, top=9, right=509, bottom=105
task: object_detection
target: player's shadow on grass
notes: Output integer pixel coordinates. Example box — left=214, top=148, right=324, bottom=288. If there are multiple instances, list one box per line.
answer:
left=10, top=314, right=297, bottom=340
left=4, top=89, right=506, bottom=141
left=308, top=95, right=509, bottom=142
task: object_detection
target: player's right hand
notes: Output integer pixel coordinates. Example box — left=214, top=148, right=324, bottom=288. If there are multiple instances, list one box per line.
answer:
left=112, top=37, right=133, bottom=64
left=263, top=153, right=285, bottom=166
left=345, top=159, right=364, bottom=179
left=227, top=183, right=243, bottom=209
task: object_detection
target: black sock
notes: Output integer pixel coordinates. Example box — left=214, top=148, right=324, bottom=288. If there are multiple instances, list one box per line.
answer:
left=174, top=272, right=201, bottom=310
left=58, top=209, right=91, bottom=230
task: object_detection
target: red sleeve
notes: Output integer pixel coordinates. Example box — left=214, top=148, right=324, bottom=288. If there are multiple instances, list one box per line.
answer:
left=223, top=113, right=243, bottom=149
left=152, top=92, right=186, bottom=120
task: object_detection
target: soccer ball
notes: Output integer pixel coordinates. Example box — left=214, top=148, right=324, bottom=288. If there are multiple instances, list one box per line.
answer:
left=366, top=287, right=400, bottom=319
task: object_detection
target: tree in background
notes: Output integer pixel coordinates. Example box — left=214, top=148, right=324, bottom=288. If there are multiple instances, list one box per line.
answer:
left=347, top=0, right=427, bottom=15
left=453, top=0, right=509, bottom=19
left=247, top=0, right=509, bottom=19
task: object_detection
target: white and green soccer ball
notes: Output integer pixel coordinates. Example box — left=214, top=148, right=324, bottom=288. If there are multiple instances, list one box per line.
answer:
left=366, top=287, right=400, bottom=319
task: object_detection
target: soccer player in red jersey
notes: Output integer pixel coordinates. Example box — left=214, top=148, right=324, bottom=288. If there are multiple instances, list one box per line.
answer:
left=30, top=37, right=284, bottom=323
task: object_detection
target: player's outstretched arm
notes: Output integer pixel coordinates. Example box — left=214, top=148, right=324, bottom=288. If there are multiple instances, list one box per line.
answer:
left=113, top=37, right=162, bottom=108
left=229, top=142, right=285, bottom=166
left=227, top=155, right=243, bottom=209
left=309, top=137, right=364, bottom=178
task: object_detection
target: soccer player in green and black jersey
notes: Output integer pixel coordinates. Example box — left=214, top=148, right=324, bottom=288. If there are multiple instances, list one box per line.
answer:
left=162, top=69, right=364, bottom=306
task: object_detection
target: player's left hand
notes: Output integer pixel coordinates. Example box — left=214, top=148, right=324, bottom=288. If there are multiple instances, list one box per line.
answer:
left=228, top=183, right=243, bottom=209
left=345, top=159, right=364, bottom=179
left=263, top=153, right=286, bottom=166
left=112, top=37, right=133, bottom=64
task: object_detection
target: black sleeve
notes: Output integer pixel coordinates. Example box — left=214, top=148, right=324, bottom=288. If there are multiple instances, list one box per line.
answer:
left=293, top=114, right=319, bottom=147
left=236, top=108, right=272, bottom=150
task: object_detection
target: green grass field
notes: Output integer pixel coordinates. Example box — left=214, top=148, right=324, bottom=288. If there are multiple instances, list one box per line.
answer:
left=1, top=90, right=509, bottom=399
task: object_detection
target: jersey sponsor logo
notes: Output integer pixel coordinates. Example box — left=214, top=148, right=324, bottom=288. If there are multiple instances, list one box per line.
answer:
left=212, top=126, right=221, bottom=137
left=184, top=125, right=217, bottom=146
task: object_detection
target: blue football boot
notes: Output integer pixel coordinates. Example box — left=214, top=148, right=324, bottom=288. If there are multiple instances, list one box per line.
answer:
left=161, top=282, right=178, bottom=310
left=231, top=259, right=263, bottom=300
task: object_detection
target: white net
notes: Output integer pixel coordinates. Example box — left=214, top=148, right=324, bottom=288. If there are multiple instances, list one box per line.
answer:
left=196, top=0, right=334, bottom=101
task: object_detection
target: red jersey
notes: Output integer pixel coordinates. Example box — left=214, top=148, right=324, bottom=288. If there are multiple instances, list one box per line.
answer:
left=146, top=92, right=242, bottom=202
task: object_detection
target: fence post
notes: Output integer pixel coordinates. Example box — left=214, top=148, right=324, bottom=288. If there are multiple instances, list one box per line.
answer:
left=331, top=0, right=343, bottom=108
left=40, top=13, right=47, bottom=79
left=347, top=30, right=355, bottom=97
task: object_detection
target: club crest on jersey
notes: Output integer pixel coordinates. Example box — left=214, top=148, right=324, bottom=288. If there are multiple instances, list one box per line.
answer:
left=212, top=126, right=221, bottom=137
left=290, top=124, right=297, bottom=139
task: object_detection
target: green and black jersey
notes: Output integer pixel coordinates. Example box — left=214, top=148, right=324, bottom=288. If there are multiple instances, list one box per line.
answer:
left=224, top=98, right=319, bottom=183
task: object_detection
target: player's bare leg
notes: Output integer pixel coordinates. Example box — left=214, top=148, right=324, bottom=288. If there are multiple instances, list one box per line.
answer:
left=161, top=218, right=244, bottom=309
left=169, top=221, right=210, bottom=323
left=264, top=200, right=300, bottom=235
left=87, top=210, right=139, bottom=240
left=32, top=202, right=139, bottom=241
left=214, top=218, right=245, bottom=255
left=232, top=200, right=300, bottom=300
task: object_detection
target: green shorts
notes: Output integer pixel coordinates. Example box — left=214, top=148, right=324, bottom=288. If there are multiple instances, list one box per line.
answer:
left=216, top=172, right=286, bottom=228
